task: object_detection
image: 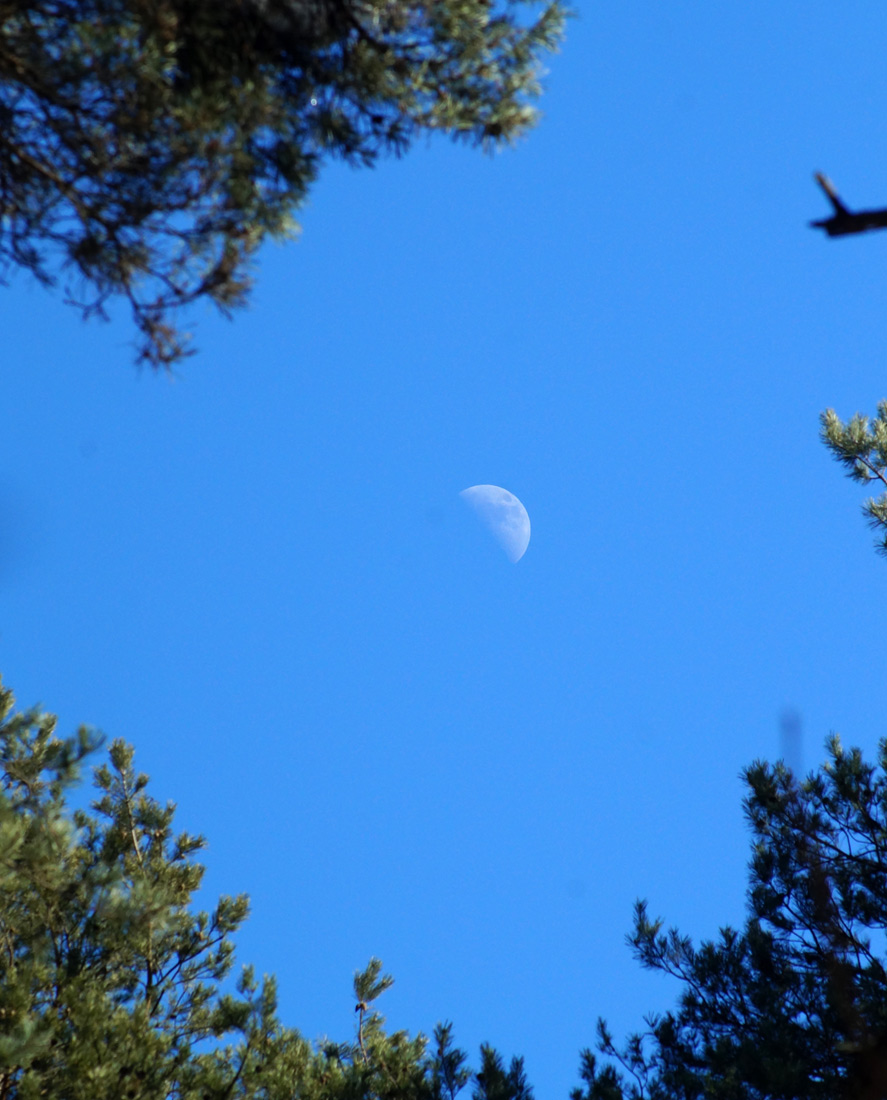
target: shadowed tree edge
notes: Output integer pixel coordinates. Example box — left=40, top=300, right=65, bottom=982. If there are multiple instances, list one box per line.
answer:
left=0, top=0, right=568, bottom=368
left=577, top=407, right=887, bottom=1100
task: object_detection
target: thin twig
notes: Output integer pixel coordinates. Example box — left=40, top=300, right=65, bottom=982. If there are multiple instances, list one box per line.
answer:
left=855, top=454, right=887, bottom=492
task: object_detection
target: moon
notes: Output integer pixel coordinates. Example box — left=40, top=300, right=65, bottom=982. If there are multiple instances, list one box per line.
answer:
left=459, top=485, right=531, bottom=563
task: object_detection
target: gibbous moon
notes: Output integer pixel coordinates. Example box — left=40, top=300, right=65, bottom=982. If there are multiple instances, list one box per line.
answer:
left=459, top=485, right=531, bottom=563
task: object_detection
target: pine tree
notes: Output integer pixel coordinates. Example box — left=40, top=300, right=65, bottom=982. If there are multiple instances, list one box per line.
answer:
left=576, top=408, right=887, bottom=1100
left=0, top=0, right=566, bottom=367
left=821, top=403, right=887, bottom=556
left=577, top=741, right=887, bottom=1100
left=473, top=1046, right=534, bottom=1100
left=0, top=678, right=529, bottom=1098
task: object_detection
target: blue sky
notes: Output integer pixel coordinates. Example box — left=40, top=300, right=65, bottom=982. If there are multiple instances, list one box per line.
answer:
left=4, top=3, right=887, bottom=1095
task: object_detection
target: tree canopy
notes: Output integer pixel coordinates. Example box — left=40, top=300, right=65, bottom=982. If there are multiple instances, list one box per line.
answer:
left=575, top=740, right=887, bottom=1100
left=0, top=678, right=537, bottom=1099
left=11, top=401, right=887, bottom=1098
left=572, top=406, right=887, bottom=1100
left=821, top=403, right=887, bottom=556
left=0, top=0, right=565, bottom=367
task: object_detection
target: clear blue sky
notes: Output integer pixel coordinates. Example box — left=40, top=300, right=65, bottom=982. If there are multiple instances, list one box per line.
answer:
left=4, top=3, right=887, bottom=1095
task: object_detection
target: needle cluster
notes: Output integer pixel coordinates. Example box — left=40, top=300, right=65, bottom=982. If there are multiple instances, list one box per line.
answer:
left=0, top=678, right=533, bottom=1099
left=821, top=404, right=887, bottom=556
left=576, top=739, right=887, bottom=1100
left=0, top=0, right=566, bottom=366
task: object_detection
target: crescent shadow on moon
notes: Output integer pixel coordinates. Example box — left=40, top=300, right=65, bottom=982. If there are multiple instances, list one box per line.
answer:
left=459, top=485, right=531, bottom=563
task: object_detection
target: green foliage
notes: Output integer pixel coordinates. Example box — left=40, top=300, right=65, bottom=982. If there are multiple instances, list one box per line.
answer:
left=472, top=1045, right=533, bottom=1100
left=0, top=678, right=277, bottom=1097
left=0, top=0, right=567, bottom=367
left=584, top=739, right=887, bottom=1100
left=431, top=1023, right=472, bottom=1100
left=0, top=676, right=530, bottom=1098
left=573, top=408, right=887, bottom=1098
left=821, top=403, right=887, bottom=556
left=569, top=1049, right=625, bottom=1100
